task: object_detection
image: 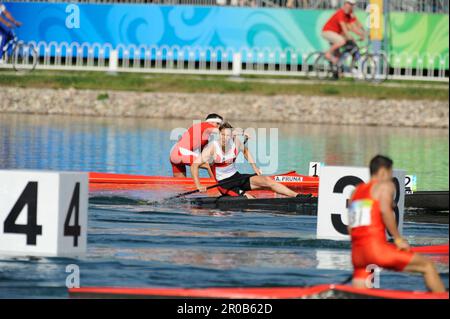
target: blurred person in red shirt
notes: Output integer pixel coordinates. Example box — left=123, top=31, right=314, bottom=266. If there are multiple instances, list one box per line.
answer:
left=321, top=0, right=366, bottom=64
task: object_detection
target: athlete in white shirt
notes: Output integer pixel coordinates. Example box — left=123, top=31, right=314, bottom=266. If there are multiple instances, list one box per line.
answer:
left=191, top=122, right=300, bottom=198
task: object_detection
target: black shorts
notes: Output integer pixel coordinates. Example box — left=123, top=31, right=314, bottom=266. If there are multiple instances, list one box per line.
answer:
left=218, top=172, right=253, bottom=196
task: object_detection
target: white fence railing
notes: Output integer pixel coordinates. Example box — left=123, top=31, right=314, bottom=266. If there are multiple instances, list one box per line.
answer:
left=1, top=0, right=449, bottom=13
left=1, top=41, right=448, bottom=82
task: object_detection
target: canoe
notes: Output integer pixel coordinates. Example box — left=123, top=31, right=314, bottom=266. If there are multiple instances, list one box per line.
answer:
left=69, top=283, right=449, bottom=299
left=405, top=191, right=449, bottom=211
left=89, top=172, right=449, bottom=211
left=88, top=171, right=319, bottom=195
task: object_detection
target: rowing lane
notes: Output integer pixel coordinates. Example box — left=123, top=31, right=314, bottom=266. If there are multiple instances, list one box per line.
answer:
left=0, top=199, right=448, bottom=298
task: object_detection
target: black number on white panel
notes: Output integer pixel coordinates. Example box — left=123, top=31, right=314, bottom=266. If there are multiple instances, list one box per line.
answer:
left=64, top=182, right=81, bottom=246
left=405, top=176, right=411, bottom=188
left=3, top=182, right=43, bottom=245
left=331, top=176, right=365, bottom=235
left=312, top=163, right=318, bottom=176
left=391, top=177, right=401, bottom=226
left=330, top=176, right=401, bottom=236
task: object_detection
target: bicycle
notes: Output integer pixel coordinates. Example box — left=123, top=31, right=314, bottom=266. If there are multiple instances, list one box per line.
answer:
left=1, top=27, right=38, bottom=73
left=308, top=40, right=389, bottom=83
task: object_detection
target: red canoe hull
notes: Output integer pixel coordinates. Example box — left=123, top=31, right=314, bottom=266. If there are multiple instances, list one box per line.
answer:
left=89, top=171, right=320, bottom=196
left=69, top=284, right=448, bottom=299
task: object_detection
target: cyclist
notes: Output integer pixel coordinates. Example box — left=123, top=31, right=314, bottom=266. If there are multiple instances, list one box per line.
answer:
left=0, top=3, right=22, bottom=61
left=321, top=0, right=366, bottom=65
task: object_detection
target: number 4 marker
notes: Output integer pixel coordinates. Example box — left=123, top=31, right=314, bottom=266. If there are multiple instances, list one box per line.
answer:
left=0, top=171, right=88, bottom=257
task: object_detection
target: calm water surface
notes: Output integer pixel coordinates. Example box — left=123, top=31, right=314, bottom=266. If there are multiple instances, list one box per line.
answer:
left=0, top=113, right=448, bottom=298
left=1, top=113, right=447, bottom=189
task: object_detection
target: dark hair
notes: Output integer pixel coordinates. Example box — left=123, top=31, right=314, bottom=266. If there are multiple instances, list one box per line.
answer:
left=219, top=122, right=233, bottom=131
left=369, top=155, right=393, bottom=175
left=205, top=113, right=223, bottom=121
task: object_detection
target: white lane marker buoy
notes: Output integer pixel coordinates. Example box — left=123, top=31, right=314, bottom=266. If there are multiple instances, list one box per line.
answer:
left=405, top=175, right=417, bottom=194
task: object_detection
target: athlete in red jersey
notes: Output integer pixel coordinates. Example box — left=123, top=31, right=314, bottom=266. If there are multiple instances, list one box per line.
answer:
left=191, top=122, right=300, bottom=198
left=170, top=114, right=223, bottom=177
left=321, top=0, right=366, bottom=64
left=348, top=155, right=445, bottom=292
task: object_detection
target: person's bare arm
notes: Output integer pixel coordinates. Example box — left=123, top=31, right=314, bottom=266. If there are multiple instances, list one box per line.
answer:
left=351, top=20, right=366, bottom=40
left=191, top=144, right=214, bottom=192
left=0, top=15, right=11, bottom=27
left=203, top=127, right=219, bottom=143
left=2, top=9, right=21, bottom=26
left=355, top=19, right=365, bottom=32
left=339, top=21, right=354, bottom=41
left=378, top=182, right=409, bottom=250
left=347, top=190, right=355, bottom=234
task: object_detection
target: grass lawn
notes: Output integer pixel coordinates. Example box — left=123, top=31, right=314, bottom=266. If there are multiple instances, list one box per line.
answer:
left=0, top=69, right=448, bottom=101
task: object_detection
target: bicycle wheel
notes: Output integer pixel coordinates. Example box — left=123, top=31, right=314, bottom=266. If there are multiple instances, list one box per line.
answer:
left=12, top=42, right=38, bottom=73
left=372, top=53, right=389, bottom=83
left=362, top=54, right=389, bottom=83
left=361, top=55, right=377, bottom=82
left=314, top=53, right=332, bottom=80
left=349, top=54, right=365, bottom=81
left=337, top=51, right=356, bottom=79
left=304, top=51, right=321, bottom=78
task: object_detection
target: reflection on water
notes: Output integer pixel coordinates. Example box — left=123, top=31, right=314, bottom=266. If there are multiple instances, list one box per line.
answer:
left=0, top=202, right=447, bottom=297
left=90, top=247, right=318, bottom=270
left=0, top=113, right=448, bottom=190
left=274, top=123, right=449, bottom=191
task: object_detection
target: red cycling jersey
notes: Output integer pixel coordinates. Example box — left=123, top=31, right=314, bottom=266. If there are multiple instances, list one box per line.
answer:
left=170, top=122, right=216, bottom=175
left=322, top=8, right=356, bottom=34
